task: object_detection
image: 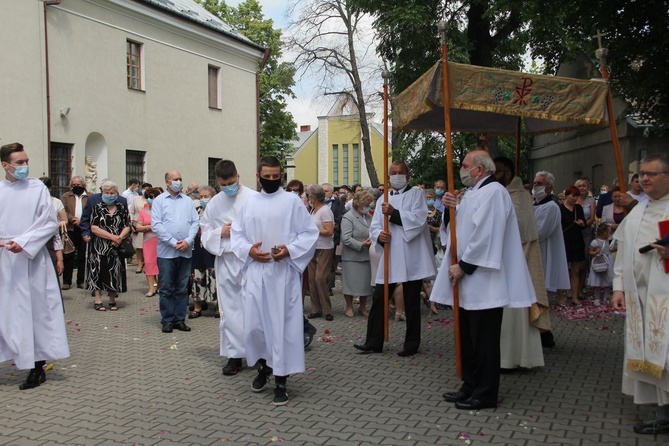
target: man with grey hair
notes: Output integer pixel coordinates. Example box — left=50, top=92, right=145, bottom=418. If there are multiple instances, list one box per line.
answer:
left=432, top=150, right=536, bottom=411
left=321, top=182, right=345, bottom=295
left=61, top=175, right=88, bottom=289
left=533, top=170, right=570, bottom=305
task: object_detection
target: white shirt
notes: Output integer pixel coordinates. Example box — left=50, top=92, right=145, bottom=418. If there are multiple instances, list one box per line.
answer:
left=74, top=191, right=86, bottom=219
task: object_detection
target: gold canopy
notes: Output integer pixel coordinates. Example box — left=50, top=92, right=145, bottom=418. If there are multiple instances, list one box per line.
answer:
left=394, top=62, right=610, bottom=135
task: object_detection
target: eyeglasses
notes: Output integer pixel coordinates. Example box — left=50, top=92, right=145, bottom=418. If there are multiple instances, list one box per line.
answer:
left=638, top=171, right=669, bottom=178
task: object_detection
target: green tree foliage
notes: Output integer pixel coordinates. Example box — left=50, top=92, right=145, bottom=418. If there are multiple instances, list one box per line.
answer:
left=355, top=0, right=668, bottom=184
left=198, top=0, right=298, bottom=156
left=526, top=0, right=668, bottom=130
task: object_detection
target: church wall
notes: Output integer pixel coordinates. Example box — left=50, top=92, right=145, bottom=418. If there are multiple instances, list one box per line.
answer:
left=2, top=0, right=262, bottom=191
left=0, top=1, right=49, bottom=174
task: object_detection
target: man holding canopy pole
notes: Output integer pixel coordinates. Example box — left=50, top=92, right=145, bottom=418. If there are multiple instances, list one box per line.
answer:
left=432, top=150, right=536, bottom=410
left=353, top=161, right=436, bottom=356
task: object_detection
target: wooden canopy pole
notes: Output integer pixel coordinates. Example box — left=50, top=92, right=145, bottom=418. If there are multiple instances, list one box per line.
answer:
left=594, top=31, right=627, bottom=194
left=439, top=22, right=462, bottom=378
left=382, top=70, right=390, bottom=342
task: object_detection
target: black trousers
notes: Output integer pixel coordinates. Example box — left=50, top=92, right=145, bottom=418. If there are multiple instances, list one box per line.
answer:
left=63, top=226, right=86, bottom=286
left=458, top=306, right=504, bottom=403
left=364, top=279, right=423, bottom=352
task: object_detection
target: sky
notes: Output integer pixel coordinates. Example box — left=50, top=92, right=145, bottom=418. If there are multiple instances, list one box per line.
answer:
left=225, top=0, right=365, bottom=133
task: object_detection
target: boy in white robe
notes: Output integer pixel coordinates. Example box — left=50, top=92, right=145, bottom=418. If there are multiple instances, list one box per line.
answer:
left=354, top=161, right=436, bottom=356
left=612, top=153, right=669, bottom=435
left=200, top=160, right=257, bottom=376
left=231, top=156, right=318, bottom=406
left=433, top=150, right=536, bottom=411
left=0, top=143, right=70, bottom=390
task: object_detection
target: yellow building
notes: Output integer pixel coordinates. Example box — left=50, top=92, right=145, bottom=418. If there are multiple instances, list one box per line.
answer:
left=287, top=99, right=390, bottom=187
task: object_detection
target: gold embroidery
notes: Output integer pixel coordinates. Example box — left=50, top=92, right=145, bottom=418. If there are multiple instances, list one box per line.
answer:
left=648, top=294, right=668, bottom=354
left=626, top=359, right=664, bottom=379
left=626, top=295, right=642, bottom=350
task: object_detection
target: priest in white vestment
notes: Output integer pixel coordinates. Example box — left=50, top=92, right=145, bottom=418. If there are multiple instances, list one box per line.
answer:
left=231, top=156, right=318, bottom=406
left=200, top=160, right=257, bottom=377
left=612, top=153, right=669, bottom=435
left=432, top=150, right=536, bottom=411
left=353, top=161, right=436, bottom=357
left=494, top=157, right=547, bottom=369
left=533, top=171, right=570, bottom=294
left=0, top=143, right=70, bottom=390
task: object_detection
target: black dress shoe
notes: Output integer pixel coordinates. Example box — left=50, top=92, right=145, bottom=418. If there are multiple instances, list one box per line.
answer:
left=353, top=344, right=382, bottom=354
left=633, top=417, right=669, bottom=434
left=454, top=397, right=497, bottom=410
left=307, top=312, right=322, bottom=319
left=442, top=390, right=472, bottom=403
left=162, top=323, right=173, bottom=333
left=174, top=321, right=191, bottom=332
left=397, top=349, right=418, bottom=357
left=19, top=368, right=46, bottom=390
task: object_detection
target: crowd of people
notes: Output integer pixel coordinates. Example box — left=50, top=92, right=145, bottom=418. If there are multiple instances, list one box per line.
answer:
left=1, top=141, right=668, bottom=433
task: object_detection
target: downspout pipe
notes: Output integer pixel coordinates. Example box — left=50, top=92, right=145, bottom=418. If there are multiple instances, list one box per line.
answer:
left=43, top=0, right=61, bottom=175
left=256, top=48, right=271, bottom=168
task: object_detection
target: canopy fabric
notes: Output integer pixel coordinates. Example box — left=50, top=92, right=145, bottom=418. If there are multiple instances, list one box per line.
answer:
left=394, top=62, right=610, bottom=135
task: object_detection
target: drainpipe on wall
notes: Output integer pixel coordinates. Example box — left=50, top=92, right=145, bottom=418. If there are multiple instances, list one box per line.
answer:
left=256, top=48, right=271, bottom=169
left=43, top=0, right=61, bottom=174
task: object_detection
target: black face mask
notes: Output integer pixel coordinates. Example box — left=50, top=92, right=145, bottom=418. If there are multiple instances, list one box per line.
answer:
left=259, top=177, right=282, bottom=194
left=72, top=185, right=85, bottom=195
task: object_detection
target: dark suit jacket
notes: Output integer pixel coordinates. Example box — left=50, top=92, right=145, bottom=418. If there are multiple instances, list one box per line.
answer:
left=328, top=197, right=346, bottom=246
left=596, top=192, right=612, bottom=219
left=61, top=190, right=88, bottom=231
left=80, top=193, right=128, bottom=238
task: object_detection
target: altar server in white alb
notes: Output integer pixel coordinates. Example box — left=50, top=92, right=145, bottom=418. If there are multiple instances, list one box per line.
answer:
left=353, top=160, right=436, bottom=356
left=532, top=171, right=570, bottom=294
left=231, top=156, right=318, bottom=406
left=200, top=160, right=257, bottom=377
left=433, top=150, right=536, bottom=411
left=0, top=143, right=70, bottom=390
left=611, top=153, right=669, bottom=435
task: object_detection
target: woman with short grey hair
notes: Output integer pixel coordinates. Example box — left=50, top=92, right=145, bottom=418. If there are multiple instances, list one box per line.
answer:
left=86, top=181, right=130, bottom=311
left=341, top=190, right=375, bottom=317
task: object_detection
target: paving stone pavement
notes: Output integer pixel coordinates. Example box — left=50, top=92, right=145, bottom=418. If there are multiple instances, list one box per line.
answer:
left=0, top=269, right=665, bottom=445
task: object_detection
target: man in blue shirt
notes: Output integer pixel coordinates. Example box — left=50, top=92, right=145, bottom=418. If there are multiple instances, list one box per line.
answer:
left=151, top=170, right=200, bottom=333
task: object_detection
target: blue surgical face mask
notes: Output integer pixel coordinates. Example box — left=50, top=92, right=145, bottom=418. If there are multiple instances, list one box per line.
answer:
left=102, top=194, right=118, bottom=205
left=200, top=199, right=210, bottom=208
left=324, top=196, right=333, bottom=203
left=146, top=198, right=153, bottom=205
left=221, top=183, right=238, bottom=196
left=9, top=165, right=29, bottom=180
left=435, top=188, right=445, bottom=196
left=426, top=199, right=435, bottom=207
left=169, top=180, right=182, bottom=193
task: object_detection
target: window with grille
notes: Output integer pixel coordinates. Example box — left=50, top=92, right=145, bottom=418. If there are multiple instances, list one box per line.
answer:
left=353, top=143, right=360, bottom=184
left=126, top=150, right=145, bottom=185
left=208, top=65, right=221, bottom=109
left=49, top=142, right=72, bottom=198
left=208, top=157, right=221, bottom=188
left=127, top=40, right=143, bottom=90
left=332, top=145, right=339, bottom=186
left=342, top=144, right=349, bottom=185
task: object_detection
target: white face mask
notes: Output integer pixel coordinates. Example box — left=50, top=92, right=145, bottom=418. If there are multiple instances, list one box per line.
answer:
left=459, top=166, right=478, bottom=187
left=532, top=186, right=547, bottom=202
left=600, top=189, right=608, bottom=194
left=361, top=206, right=370, bottom=214
left=389, top=174, right=407, bottom=190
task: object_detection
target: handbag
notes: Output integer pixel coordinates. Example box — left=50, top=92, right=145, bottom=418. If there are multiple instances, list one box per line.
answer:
left=60, top=227, right=76, bottom=255
left=116, top=235, right=135, bottom=259
left=591, top=240, right=608, bottom=273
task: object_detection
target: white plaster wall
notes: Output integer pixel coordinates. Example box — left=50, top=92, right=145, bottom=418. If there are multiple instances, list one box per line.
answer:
left=0, top=0, right=49, bottom=175
left=2, top=0, right=262, bottom=188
